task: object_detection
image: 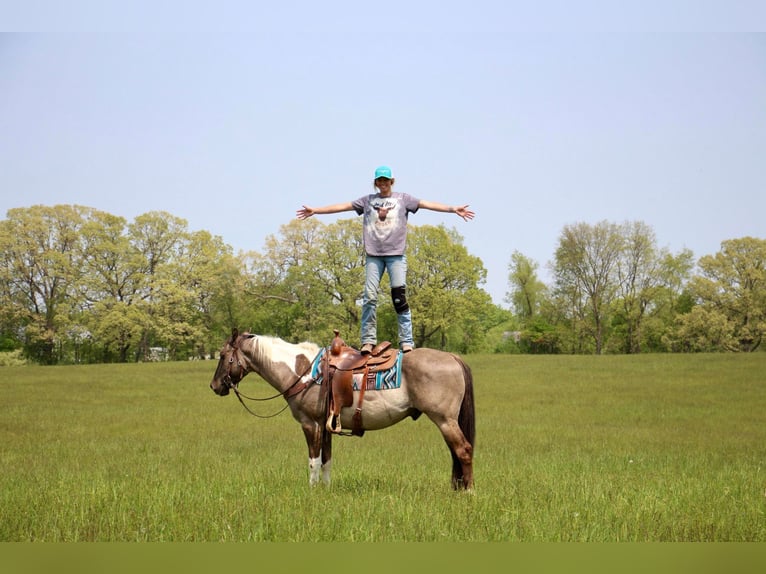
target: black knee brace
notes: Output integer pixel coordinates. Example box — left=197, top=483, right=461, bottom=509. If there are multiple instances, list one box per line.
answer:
left=391, top=286, right=409, bottom=314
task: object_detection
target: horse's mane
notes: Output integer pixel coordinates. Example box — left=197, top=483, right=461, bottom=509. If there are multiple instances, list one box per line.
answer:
left=245, top=334, right=320, bottom=365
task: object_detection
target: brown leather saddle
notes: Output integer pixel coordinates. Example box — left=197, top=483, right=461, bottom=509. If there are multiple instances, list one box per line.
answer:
left=324, top=330, right=399, bottom=436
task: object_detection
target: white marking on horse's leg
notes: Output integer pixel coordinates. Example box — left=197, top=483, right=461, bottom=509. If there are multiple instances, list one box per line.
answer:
left=308, top=456, right=322, bottom=486
left=321, top=459, right=332, bottom=485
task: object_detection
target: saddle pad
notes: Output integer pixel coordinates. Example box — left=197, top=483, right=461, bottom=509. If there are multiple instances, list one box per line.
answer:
left=310, top=347, right=403, bottom=391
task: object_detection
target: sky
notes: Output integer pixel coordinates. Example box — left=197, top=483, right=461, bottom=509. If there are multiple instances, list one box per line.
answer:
left=1, top=3, right=765, bottom=306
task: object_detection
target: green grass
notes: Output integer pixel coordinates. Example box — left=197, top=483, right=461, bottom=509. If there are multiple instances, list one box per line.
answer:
left=1, top=354, right=764, bottom=541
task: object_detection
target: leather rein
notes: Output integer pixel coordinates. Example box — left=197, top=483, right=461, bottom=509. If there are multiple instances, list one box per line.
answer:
left=222, top=338, right=322, bottom=419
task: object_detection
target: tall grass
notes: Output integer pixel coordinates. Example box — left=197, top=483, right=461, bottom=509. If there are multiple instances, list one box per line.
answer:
left=1, top=354, right=764, bottom=541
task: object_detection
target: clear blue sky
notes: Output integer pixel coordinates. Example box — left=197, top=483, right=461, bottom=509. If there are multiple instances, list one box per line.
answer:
left=2, top=4, right=765, bottom=305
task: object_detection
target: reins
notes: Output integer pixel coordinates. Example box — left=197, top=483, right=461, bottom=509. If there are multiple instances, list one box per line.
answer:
left=231, top=385, right=291, bottom=419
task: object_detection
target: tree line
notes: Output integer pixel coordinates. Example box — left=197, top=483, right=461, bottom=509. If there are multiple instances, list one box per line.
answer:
left=509, top=221, right=764, bottom=354
left=0, top=205, right=763, bottom=364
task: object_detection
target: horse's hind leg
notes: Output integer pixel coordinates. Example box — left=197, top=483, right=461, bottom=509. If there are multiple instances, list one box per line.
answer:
left=436, top=419, right=474, bottom=490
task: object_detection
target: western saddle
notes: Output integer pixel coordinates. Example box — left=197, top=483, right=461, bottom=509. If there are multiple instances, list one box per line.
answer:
left=323, top=330, right=399, bottom=436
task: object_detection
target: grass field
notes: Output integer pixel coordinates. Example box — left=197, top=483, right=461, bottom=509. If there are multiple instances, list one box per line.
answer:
left=1, top=353, right=764, bottom=542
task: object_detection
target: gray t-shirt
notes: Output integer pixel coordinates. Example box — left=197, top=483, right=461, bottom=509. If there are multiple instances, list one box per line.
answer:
left=351, top=192, right=421, bottom=256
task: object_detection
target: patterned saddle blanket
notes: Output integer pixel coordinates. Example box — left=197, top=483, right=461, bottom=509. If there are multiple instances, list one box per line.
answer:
left=310, top=346, right=403, bottom=391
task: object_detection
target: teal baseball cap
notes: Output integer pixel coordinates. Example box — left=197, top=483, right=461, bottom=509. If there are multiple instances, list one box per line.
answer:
left=374, top=166, right=393, bottom=179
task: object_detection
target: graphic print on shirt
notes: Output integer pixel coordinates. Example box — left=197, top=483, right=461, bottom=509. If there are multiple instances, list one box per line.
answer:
left=370, top=196, right=399, bottom=228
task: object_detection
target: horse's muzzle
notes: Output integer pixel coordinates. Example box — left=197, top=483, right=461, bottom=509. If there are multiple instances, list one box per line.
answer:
left=210, top=379, right=231, bottom=396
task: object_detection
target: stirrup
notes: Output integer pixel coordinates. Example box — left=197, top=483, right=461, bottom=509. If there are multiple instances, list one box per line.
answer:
left=326, top=413, right=342, bottom=434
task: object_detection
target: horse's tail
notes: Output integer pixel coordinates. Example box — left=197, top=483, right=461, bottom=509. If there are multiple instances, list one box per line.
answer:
left=452, top=355, right=475, bottom=485
left=456, top=356, right=476, bottom=447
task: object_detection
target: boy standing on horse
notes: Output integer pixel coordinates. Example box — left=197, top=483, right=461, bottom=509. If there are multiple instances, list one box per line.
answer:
left=296, top=166, right=474, bottom=354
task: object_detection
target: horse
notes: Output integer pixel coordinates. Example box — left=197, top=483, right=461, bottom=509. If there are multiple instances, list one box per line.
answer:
left=209, top=328, right=475, bottom=490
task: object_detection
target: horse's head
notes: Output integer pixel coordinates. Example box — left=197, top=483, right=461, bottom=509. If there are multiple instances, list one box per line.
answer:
left=210, top=328, right=253, bottom=396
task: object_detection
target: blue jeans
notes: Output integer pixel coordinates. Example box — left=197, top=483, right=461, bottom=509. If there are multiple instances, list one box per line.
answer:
left=361, top=255, right=413, bottom=348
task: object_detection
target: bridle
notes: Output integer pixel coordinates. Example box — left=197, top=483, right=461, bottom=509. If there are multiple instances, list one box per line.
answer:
left=220, top=335, right=322, bottom=419
left=220, top=339, right=245, bottom=391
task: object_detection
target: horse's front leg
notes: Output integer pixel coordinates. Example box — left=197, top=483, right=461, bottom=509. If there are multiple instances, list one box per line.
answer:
left=302, top=422, right=324, bottom=486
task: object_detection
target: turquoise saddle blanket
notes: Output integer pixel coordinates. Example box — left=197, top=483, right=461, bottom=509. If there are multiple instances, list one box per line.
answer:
left=310, top=347, right=403, bottom=391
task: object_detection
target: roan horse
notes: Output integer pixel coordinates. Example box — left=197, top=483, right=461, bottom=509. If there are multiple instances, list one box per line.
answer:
left=209, top=328, right=475, bottom=490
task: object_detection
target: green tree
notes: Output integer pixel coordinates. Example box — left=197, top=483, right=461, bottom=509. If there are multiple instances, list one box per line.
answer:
left=451, top=290, right=513, bottom=354
left=244, top=218, right=360, bottom=343
left=127, top=211, right=189, bottom=360
left=640, top=248, right=695, bottom=352
left=685, top=237, right=766, bottom=352
left=505, top=250, right=560, bottom=354
left=612, top=221, right=658, bottom=353
left=506, top=250, right=547, bottom=320
left=141, top=226, right=239, bottom=361
left=311, top=218, right=366, bottom=342
left=406, top=225, right=488, bottom=350
left=79, top=210, right=149, bottom=362
left=0, top=205, right=91, bottom=364
left=667, top=306, right=738, bottom=352
left=553, top=221, right=623, bottom=354
left=179, top=230, right=243, bottom=358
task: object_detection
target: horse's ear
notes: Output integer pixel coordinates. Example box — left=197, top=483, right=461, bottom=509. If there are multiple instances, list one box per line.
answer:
left=231, top=328, right=239, bottom=341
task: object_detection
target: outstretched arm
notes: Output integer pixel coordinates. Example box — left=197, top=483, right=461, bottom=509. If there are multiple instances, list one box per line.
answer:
left=418, top=200, right=475, bottom=222
left=296, top=202, right=355, bottom=220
